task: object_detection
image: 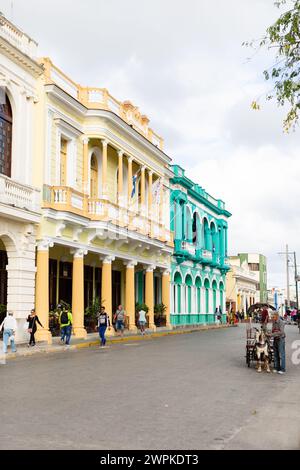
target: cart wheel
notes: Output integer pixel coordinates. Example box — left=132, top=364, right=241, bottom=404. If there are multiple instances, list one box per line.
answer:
left=246, top=350, right=251, bottom=367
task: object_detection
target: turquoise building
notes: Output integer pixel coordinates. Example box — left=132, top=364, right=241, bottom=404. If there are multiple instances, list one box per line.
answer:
left=170, top=165, right=231, bottom=326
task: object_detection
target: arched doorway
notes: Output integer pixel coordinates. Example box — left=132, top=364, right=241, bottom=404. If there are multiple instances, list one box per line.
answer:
left=185, top=274, right=193, bottom=315
left=204, top=278, right=210, bottom=314
left=219, top=281, right=224, bottom=314
left=212, top=280, right=217, bottom=313
left=0, top=93, right=12, bottom=177
left=174, top=272, right=182, bottom=314
left=195, top=277, right=202, bottom=314
left=90, top=153, right=99, bottom=198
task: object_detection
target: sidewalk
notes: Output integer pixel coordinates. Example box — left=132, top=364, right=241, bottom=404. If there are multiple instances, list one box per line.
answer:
left=0, top=323, right=234, bottom=361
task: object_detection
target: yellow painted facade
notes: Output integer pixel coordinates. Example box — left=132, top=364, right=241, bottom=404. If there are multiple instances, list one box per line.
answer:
left=32, top=57, right=173, bottom=342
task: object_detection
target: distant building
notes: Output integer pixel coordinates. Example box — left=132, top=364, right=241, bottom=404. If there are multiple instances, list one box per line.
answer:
left=237, top=253, right=267, bottom=303
left=226, top=257, right=258, bottom=314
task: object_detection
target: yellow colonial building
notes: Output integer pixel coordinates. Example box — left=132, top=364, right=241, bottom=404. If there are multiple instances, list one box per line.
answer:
left=33, top=59, right=173, bottom=343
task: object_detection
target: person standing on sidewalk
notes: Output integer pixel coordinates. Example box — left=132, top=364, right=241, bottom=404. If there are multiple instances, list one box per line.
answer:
left=268, top=311, right=286, bottom=374
left=114, top=305, right=126, bottom=337
left=138, top=308, right=147, bottom=335
left=0, top=311, right=17, bottom=354
left=59, top=306, right=73, bottom=345
left=27, top=309, right=43, bottom=347
left=97, top=306, right=111, bottom=347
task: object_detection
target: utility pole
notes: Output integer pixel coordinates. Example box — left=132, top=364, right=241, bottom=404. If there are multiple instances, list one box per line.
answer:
left=286, top=244, right=290, bottom=308
left=294, top=251, right=299, bottom=310
left=278, top=245, right=292, bottom=310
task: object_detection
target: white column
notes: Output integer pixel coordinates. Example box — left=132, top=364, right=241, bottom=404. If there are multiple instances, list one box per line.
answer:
left=170, top=283, right=175, bottom=314
left=216, top=290, right=220, bottom=311
left=7, top=231, right=44, bottom=342
left=201, top=287, right=206, bottom=314
left=209, top=288, right=213, bottom=315
left=181, top=285, right=185, bottom=314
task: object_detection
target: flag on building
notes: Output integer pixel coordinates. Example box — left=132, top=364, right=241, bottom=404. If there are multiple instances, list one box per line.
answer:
left=131, top=174, right=137, bottom=198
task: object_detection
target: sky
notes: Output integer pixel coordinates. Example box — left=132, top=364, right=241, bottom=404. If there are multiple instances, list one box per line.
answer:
left=0, top=0, right=298, bottom=290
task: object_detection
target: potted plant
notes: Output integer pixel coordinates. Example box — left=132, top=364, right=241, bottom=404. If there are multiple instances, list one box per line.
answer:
left=154, top=303, right=167, bottom=327
left=85, top=297, right=101, bottom=333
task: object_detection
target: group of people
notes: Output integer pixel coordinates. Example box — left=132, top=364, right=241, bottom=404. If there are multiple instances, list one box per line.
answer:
left=97, top=305, right=148, bottom=347
left=0, top=303, right=149, bottom=354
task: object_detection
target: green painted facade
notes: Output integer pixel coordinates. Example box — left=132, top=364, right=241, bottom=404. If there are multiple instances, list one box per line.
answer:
left=170, top=165, right=231, bottom=326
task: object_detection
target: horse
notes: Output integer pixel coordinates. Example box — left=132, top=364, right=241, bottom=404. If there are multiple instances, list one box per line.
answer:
left=255, top=327, right=270, bottom=373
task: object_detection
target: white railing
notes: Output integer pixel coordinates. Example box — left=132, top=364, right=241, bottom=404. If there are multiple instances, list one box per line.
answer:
left=71, top=193, right=84, bottom=210
left=51, top=68, right=78, bottom=99
left=88, top=200, right=105, bottom=216
left=0, top=14, right=38, bottom=59
left=88, top=89, right=105, bottom=103
left=182, top=241, right=196, bottom=256
left=202, top=249, right=213, bottom=260
left=53, top=188, right=67, bottom=204
left=0, top=174, right=40, bottom=212
left=107, top=95, right=121, bottom=115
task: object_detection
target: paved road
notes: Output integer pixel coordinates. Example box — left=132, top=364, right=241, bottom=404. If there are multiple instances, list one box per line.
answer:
left=1, top=324, right=300, bottom=450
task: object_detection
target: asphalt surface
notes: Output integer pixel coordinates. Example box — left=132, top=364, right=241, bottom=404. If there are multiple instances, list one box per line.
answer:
left=1, top=324, right=300, bottom=450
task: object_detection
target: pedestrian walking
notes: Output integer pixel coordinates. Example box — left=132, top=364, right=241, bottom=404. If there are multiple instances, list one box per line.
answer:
left=27, top=309, right=43, bottom=347
left=138, top=308, right=147, bottom=335
left=114, top=305, right=125, bottom=337
left=268, top=311, right=286, bottom=374
left=59, top=306, right=73, bottom=345
left=0, top=311, right=17, bottom=354
left=97, top=306, right=111, bottom=346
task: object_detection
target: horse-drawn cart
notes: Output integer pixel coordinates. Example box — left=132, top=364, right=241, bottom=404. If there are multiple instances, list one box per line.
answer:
left=245, top=321, right=274, bottom=369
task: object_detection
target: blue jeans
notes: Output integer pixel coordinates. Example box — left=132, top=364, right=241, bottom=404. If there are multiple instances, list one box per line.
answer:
left=274, top=338, right=286, bottom=371
left=3, top=329, right=17, bottom=354
left=99, top=326, right=107, bottom=346
left=61, top=325, right=72, bottom=345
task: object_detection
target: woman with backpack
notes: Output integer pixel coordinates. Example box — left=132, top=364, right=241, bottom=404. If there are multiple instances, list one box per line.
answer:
left=59, top=306, right=73, bottom=345
left=27, top=309, right=44, bottom=347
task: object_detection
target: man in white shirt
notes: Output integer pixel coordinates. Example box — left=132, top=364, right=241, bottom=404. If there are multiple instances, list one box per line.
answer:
left=0, top=311, right=17, bottom=354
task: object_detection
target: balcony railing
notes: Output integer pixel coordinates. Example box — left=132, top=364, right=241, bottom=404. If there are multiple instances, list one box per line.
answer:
left=0, top=174, right=40, bottom=213
left=181, top=241, right=196, bottom=256
left=42, top=59, right=164, bottom=150
left=201, top=249, right=213, bottom=261
left=43, top=186, right=172, bottom=245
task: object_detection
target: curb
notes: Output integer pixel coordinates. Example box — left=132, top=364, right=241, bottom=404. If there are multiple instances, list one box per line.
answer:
left=2, top=324, right=233, bottom=361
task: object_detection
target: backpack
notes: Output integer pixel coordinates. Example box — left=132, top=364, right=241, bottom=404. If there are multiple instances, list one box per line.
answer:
left=60, top=311, right=69, bottom=324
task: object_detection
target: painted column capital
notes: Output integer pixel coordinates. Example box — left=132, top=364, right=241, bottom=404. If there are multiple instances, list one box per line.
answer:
left=162, top=269, right=171, bottom=276
left=144, top=264, right=156, bottom=273
left=71, top=248, right=88, bottom=258
left=37, top=239, right=54, bottom=251
left=118, top=150, right=124, bottom=158
left=82, top=136, right=89, bottom=145
left=127, top=156, right=133, bottom=164
left=101, top=139, right=109, bottom=148
left=101, top=255, right=115, bottom=264
left=148, top=170, right=153, bottom=177
left=141, top=165, right=146, bottom=172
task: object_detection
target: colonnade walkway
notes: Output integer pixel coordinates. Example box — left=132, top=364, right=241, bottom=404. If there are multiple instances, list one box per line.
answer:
left=1, top=323, right=232, bottom=361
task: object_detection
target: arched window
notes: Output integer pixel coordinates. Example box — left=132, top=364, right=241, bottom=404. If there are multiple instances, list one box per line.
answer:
left=0, top=93, right=12, bottom=177
left=212, top=280, right=218, bottom=313
left=185, top=274, right=193, bottom=314
left=174, top=272, right=182, bottom=314
left=195, top=277, right=202, bottom=313
left=204, top=278, right=210, bottom=314
left=90, top=154, right=98, bottom=198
